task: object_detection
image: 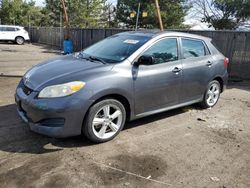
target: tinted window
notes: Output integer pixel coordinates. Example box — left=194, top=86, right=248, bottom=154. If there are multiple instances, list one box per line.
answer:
left=82, top=35, right=150, bottom=63
left=6, top=27, right=16, bottom=31
left=143, top=38, right=178, bottom=64
left=182, top=39, right=206, bottom=58
left=0, top=27, right=6, bottom=31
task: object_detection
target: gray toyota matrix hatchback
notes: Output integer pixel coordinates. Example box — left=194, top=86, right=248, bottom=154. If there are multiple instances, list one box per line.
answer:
left=15, top=31, right=228, bottom=143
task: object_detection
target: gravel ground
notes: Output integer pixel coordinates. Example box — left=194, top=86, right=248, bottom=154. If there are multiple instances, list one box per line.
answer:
left=0, top=42, right=59, bottom=76
left=0, top=43, right=250, bottom=188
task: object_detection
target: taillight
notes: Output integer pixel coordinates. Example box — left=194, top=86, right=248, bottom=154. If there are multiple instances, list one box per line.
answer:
left=224, top=57, right=229, bottom=69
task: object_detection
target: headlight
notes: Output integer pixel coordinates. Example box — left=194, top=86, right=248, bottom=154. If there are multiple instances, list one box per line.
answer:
left=38, top=81, right=85, bottom=98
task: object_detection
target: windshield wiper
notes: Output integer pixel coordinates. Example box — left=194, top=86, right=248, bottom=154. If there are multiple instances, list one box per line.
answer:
left=77, top=52, right=106, bottom=64
left=89, top=56, right=106, bottom=64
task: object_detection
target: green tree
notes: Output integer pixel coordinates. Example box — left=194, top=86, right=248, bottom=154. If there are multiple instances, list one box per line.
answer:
left=190, top=0, right=250, bottom=30
left=116, top=0, right=189, bottom=29
left=42, top=0, right=109, bottom=28
left=0, top=0, right=43, bottom=26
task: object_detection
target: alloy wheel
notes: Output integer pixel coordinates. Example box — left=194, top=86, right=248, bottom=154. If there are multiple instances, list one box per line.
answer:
left=206, top=82, right=220, bottom=106
left=92, top=104, right=123, bottom=139
left=16, top=37, right=24, bottom=45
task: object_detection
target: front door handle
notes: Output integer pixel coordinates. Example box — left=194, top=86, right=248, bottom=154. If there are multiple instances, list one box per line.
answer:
left=172, top=67, right=182, bottom=73
left=206, top=61, right=213, bottom=66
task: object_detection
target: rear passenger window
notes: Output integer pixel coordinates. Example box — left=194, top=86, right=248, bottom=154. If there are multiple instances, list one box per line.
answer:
left=6, top=27, right=16, bottom=31
left=182, top=39, right=207, bottom=58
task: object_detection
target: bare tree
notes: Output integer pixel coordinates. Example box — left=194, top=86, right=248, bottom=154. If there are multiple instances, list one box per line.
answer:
left=189, top=0, right=250, bottom=30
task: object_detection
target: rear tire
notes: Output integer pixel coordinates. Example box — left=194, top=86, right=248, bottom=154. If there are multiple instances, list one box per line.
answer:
left=15, top=37, right=24, bottom=45
left=200, top=80, right=221, bottom=108
left=83, top=99, right=126, bottom=143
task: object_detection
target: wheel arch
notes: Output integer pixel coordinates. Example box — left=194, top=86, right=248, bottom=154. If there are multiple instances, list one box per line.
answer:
left=93, top=94, right=131, bottom=121
left=82, top=92, right=132, bottom=129
left=15, top=36, right=24, bottom=40
left=14, top=36, right=25, bottom=45
left=213, top=76, right=224, bottom=92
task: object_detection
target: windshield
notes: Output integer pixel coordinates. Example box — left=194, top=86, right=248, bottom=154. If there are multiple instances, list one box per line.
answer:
left=81, top=34, right=151, bottom=63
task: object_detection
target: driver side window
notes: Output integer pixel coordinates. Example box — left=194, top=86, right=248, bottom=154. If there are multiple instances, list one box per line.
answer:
left=143, top=38, right=178, bottom=65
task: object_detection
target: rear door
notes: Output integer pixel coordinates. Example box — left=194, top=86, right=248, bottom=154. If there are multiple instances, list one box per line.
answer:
left=134, top=37, right=182, bottom=115
left=180, top=38, right=213, bottom=103
left=5, top=27, right=17, bottom=40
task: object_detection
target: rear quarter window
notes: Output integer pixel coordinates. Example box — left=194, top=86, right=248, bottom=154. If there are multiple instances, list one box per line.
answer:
left=182, top=38, right=209, bottom=59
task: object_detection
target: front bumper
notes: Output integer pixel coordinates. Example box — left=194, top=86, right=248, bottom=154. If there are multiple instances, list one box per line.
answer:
left=15, top=83, right=92, bottom=138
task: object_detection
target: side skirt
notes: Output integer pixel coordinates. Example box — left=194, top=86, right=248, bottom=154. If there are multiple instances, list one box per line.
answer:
left=132, top=98, right=202, bottom=120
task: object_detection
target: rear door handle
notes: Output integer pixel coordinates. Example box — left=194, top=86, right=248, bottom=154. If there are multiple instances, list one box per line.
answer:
left=172, top=67, right=182, bottom=73
left=206, top=61, right=213, bottom=66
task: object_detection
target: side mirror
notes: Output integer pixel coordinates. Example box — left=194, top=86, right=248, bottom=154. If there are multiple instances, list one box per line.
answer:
left=134, top=55, right=154, bottom=66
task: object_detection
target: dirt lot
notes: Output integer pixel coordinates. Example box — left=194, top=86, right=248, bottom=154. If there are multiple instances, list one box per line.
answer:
left=0, top=42, right=59, bottom=76
left=0, top=43, right=250, bottom=188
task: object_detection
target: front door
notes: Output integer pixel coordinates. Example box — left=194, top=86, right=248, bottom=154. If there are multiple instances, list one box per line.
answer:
left=133, top=38, right=182, bottom=115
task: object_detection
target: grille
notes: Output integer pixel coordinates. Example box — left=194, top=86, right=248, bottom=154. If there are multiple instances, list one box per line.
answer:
left=20, top=79, right=33, bottom=95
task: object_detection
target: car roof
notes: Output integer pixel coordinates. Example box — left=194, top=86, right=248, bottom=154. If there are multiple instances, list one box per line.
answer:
left=0, top=25, right=23, bottom=28
left=118, top=30, right=211, bottom=41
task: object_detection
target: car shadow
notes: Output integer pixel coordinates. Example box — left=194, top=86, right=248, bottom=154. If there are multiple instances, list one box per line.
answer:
left=124, top=107, right=188, bottom=130
left=0, top=103, right=191, bottom=155
left=1, top=81, right=249, bottom=155
left=31, top=43, right=62, bottom=54
left=0, top=41, right=17, bottom=45
left=227, top=80, right=250, bottom=92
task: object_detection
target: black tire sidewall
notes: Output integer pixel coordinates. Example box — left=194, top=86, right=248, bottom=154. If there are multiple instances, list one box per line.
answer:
left=83, top=99, right=126, bottom=143
left=202, top=80, right=221, bottom=108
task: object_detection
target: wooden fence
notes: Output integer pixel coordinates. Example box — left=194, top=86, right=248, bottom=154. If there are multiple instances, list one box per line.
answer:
left=28, top=27, right=250, bottom=79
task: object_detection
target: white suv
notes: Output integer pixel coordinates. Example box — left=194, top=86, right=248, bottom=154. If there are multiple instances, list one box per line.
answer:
left=0, top=25, right=30, bottom=45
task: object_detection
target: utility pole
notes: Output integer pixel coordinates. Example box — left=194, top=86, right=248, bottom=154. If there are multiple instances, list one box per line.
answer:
left=154, top=0, right=164, bottom=31
left=135, top=2, right=141, bottom=31
left=28, top=15, right=31, bottom=36
left=60, top=11, right=62, bottom=48
left=108, top=4, right=111, bottom=28
left=60, top=0, right=70, bottom=39
left=86, top=0, right=89, bottom=27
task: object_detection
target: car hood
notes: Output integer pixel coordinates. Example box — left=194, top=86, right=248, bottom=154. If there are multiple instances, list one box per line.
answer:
left=23, top=55, right=113, bottom=90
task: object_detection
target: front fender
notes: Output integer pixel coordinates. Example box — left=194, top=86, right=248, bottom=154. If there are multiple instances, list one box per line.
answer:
left=87, top=88, right=135, bottom=120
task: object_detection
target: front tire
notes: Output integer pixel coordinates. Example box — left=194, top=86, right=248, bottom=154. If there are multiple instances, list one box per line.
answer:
left=15, top=37, right=24, bottom=45
left=83, top=99, right=126, bottom=143
left=201, top=80, right=221, bottom=108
